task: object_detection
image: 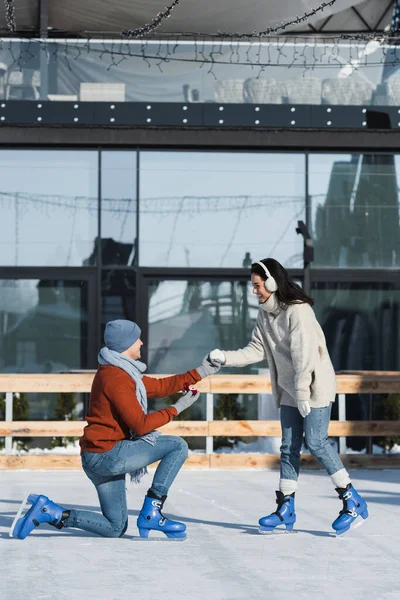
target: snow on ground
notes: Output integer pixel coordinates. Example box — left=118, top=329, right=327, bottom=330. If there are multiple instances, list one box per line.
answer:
left=2, top=438, right=399, bottom=456
left=1, top=469, right=399, bottom=600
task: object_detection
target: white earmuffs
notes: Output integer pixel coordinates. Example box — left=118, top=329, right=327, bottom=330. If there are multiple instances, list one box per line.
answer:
left=256, top=261, right=278, bottom=293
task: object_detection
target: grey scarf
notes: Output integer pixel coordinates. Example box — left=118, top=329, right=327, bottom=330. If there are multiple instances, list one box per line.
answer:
left=98, top=347, right=161, bottom=483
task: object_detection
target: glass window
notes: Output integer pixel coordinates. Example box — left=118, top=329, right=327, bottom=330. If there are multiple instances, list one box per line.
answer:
left=312, top=281, right=400, bottom=455
left=147, top=279, right=261, bottom=374
left=309, top=153, right=400, bottom=267
left=312, top=281, right=400, bottom=371
left=101, top=269, right=137, bottom=344
left=0, top=278, right=90, bottom=449
left=0, top=40, right=390, bottom=107
left=0, top=150, right=98, bottom=266
left=147, top=278, right=262, bottom=450
left=0, top=278, right=89, bottom=373
left=139, top=152, right=305, bottom=268
left=100, top=151, right=137, bottom=266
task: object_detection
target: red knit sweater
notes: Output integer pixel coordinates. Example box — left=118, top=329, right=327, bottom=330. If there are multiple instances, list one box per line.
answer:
left=80, top=366, right=201, bottom=453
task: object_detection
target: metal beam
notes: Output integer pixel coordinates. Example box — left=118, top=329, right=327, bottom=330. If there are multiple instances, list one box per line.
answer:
left=39, top=0, right=48, bottom=36
left=277, top=28, right=387, bottom=35
left=374, top=0, right=395, bottom=31
left=39, top=0, right=49, bottom=100
left=351, top=6, right=373, bottom=31
left=288, top=2, right=392, bottom=35
left=2, top=101, right=399, bottom=129
left=1, top=125, right=400, bottom=150
left=317, top=14, right=333, bottom=32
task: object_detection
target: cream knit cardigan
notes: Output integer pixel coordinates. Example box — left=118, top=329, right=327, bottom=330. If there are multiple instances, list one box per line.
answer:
left=223, top=293, right=336, bottom=408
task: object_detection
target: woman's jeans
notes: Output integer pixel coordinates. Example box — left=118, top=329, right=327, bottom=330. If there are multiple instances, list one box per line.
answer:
left=65, top=435, right=188, bottom=537
left=280, top=404, right=344, bottom=481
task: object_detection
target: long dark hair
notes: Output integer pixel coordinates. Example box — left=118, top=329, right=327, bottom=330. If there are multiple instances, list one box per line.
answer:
left=251, top=258, right=314, bottom=307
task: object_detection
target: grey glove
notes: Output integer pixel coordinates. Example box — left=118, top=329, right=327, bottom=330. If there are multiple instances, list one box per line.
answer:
left=196, top=354, right=222, bottom=379
left=172, top=389, right=201, bottom=415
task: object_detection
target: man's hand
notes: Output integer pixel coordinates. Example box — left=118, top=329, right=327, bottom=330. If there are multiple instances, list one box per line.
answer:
left=196, top=354, right=222, bottom=379
left=172, top=389, right=201, bottom=415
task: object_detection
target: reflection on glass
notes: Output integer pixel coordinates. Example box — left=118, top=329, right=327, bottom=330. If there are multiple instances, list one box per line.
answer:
left=140, top=152, right=305, bottom=267
left=100, top=152, right=137, bottom=266
left=0, top=150, right=98, bottom=266
left=0, top=42, right=41, bottom=100
left=101, top=270, right=136, bottom=343
left=0, top=279, right=88, bottom=373
left=0, top=279, right=88, bottom=446
left=309, top=153, right=400, bottom=267
left=312, top=282, right=400, bottom=371
left=148, top=280, right=260, bottom=374
left=313, top=281, right=400, bottom=453
left=147, top=278, right=261, bottom=449
left=0, top=40, right=395, bottom=106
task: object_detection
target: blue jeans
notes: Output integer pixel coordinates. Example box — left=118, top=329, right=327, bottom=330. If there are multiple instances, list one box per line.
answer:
left=65, top=435, right=188, bottom=537
left=280, top=404, right=344, bottom=481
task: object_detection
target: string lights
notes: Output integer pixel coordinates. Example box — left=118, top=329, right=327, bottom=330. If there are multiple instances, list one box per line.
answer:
left=0, top=190, right=304, bottom=216
left=216, top=1, right=337, bottom=39
left=119, top=1, right=338, bottom=39
left=122, top=0, right=181, bottom=38
left=5, top=36, right=400, bottom=73
left=4, top=0, right=16, bottom=33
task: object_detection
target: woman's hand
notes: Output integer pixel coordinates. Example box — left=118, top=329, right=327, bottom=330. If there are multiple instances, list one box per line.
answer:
left=209, top=349, right=226, bottom=366
left=298, top=400, right=311, bottom=418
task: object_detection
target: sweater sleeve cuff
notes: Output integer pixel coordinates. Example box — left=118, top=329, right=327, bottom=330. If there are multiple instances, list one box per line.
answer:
left=222, top=351, right=237, bottom=366
left=196, top=367, right=206, bottom=379
left=295, top=391, right=311, bottom=403
left=189, top=368, right=202, bottom=382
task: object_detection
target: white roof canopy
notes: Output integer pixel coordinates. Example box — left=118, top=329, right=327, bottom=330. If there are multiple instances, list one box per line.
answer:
left=0, top=0, right=394, bottom=37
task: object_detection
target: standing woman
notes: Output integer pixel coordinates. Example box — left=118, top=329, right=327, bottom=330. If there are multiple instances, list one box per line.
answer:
left=210, top=258, right=368, bottom=535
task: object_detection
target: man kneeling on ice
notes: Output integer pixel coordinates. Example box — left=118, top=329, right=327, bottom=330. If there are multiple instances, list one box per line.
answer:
left=10, top=319, right=221, bottom=540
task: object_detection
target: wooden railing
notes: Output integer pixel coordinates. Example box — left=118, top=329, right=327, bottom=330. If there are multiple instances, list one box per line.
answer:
left=1, top=372, right=400, bottom=470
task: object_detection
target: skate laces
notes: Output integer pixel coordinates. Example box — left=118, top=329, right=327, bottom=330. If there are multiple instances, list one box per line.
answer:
left=150, top=498, right=168, bottom=521
left=339, top=491, right=357, bottom=517
left=274, top=494, right=290, bottom=521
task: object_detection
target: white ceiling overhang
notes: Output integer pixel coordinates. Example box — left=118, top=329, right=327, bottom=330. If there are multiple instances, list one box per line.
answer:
left=0, top=0, right=394, bottom=38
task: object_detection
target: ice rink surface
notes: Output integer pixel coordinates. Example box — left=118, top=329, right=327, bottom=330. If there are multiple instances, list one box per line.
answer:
left=1, top=469, right=399, bottom=600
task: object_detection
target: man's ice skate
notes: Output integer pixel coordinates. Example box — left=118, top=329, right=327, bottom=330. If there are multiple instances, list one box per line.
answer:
left=332, top=484, right=369, bottom=536
left=9, top=493, right=69, bottom=540
left=136, top=492, right=187, bottom=540
left=258, top=491, right=296, bottom=534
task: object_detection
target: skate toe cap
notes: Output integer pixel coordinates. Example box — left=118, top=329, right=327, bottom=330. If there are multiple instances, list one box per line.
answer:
left=168, top=520, right=186, bottom=532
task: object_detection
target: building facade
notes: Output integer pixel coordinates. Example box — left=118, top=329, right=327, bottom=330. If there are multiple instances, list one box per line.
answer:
left=0, top=36, right=399, bottom=451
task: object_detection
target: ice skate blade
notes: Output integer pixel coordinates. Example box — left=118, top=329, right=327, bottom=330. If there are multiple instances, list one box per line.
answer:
left=132, top=535, right=186, bottom=542
left=9, top=493, right=30, bottom=538
left=259, top=527, right=297, bottom=536
left=335, top=515, right=367, bottom=537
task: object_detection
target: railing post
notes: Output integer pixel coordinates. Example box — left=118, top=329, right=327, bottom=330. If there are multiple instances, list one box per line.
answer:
left=5, top=392, right=13, bottom=453
left=206, top=393, right=214, bottom=456
left=367, top=393, right=373, bottom=455
left=338, top=393, right=346, bottom=455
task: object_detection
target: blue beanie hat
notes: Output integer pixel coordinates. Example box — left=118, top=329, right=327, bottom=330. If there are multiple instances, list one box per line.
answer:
left=104, top=319, right=141, bottom=353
